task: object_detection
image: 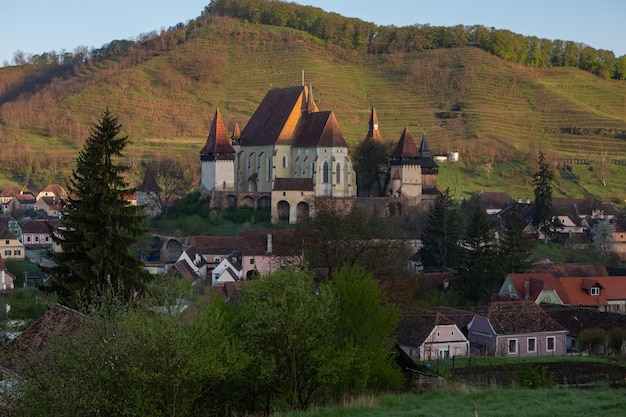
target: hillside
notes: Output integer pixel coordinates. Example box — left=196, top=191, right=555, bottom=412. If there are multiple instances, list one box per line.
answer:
left=1, top=16, right=626, bottom=203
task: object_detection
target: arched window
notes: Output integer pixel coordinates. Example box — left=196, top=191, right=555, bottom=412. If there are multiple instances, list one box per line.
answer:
left=322, top=162, right=329, bottom=184
left=282, top=155, right=288, bottom=168
left=265, top=155, right=271, bottom=182
left=336, top=162, right=341, bottom=184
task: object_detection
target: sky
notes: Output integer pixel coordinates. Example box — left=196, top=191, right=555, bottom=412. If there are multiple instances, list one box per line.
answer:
left=2, top=0, right=625, bottom=67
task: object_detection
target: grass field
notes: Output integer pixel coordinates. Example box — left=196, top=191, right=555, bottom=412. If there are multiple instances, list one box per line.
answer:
left=278, top=387, right=625, bottom=417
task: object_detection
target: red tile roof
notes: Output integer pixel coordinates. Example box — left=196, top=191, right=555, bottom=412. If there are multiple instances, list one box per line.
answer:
left=363, top=107, right=383, bottom=142
left=485, top=301, right=566, bottom=335
left=391, top=127, right=420, bottom=159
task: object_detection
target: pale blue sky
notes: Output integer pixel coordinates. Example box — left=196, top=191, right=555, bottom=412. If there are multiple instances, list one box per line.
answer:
left=2, top=0, right=625, bottom=67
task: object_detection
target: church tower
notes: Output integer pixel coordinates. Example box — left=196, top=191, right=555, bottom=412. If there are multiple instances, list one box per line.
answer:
left=200, top=108, right=235, bottom=195
left=390, top=127, right=423, bottom=205
left=417, top=132, right=439, bottom=199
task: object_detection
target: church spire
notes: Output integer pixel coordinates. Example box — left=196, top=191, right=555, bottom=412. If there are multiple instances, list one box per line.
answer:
left=419, top=132, right=431, bottom=157
left=306, top=82, right=318, bottom=113
left=364, top=107, right=383, bottom=142
left=200, top=108, right=235, bottom=156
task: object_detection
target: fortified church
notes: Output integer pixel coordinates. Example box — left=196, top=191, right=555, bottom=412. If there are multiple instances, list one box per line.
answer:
left=200, top=84, right=439, bottom=223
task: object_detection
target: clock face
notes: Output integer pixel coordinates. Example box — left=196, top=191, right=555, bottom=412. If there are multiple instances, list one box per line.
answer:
left=373, top=123, right=379, bottom=130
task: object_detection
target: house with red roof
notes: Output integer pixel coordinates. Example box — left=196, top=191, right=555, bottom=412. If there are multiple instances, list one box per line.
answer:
left=21, top=219, right=56, bottom=248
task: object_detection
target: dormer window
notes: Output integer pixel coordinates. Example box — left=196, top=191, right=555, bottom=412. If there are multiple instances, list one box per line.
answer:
left=590, top=287, right=600, bottom=296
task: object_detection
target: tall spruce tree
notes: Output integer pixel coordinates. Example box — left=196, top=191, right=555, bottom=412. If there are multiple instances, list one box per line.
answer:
left=419, top=188, right=464, bottom=272
left=455, top=201, right=502, bottom=305
left=500, top=203, right=535, bottom=273
left=532, top=152, right=560, bottom=239
left=45, top=110, right=151, bottom=309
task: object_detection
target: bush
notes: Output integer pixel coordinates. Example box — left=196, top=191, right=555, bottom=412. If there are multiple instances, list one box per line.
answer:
left=578, top=328, right=608, bottom=355
left=515, top=363, right=554, bottom=388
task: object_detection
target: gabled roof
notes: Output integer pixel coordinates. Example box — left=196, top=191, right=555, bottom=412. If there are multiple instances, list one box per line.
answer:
left=478, top=191, right=514, bottom=211
left=185, top=236, right=243, bottom=257
left=484, top=301, right=566, bottom=335
left=396, top=309, right=457, bottom=347
left=21, top=219, right=55, bottom=234
left=200, top=108, right=235, bottom=155
left=0, top=229, right=17, bottom=240
left=436, top=306, right=476, bottom=331
left=273, top=177, right=314, bottom=191
left=364, top=107, right=383, bottom=142
left=0, top=186, right=21, bottom=198
left=505, top=273, right=568, bottom=303
left=1, top=304, right=90, bottom=375
left=172, top=260, right=199, bottom=282
left=295, top=110, right=348, bottom=148
left=541, top=303, right=626, bottom=337
left=39, top=184, right=67, bottom=198
left=391, top=127, right=420, bottom=159
left=240, top=86, right=309, bottom=146
left=241, top=229, right=301, bottom=257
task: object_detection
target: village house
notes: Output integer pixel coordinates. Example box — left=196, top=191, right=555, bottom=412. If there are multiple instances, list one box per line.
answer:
left=498, top=271, right=626, bottom=313
left=467, top=301, right=567, bottom=356
left=33, top=196, right=62, bottom=218
left=396, top=309, right=470, bottom=361
left=0, top=229, right=24, bottom=260
left=0, top=255, right=15, bottom=291
left=21, top=220, right=56, bottom=248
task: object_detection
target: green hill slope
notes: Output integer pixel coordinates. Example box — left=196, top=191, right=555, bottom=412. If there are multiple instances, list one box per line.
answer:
left=1, top=17, right=625, bottom=203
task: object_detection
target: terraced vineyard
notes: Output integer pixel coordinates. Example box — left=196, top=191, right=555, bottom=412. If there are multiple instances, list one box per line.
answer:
left=1, top=18, right=626, bottom=202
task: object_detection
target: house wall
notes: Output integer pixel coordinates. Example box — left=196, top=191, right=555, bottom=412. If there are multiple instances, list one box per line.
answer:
left=467, top=316, right=497, bottom=354
left=418, top=324, right=470, bottom=361
left=241, top=254, right=301, bottom=279
left=495, top=331, right=567, bottom=357
left=0, top=238, right=25, bottom=260
left=22, top=232, right=52, bottom=248
left=0, top=269, right=14, bottom=290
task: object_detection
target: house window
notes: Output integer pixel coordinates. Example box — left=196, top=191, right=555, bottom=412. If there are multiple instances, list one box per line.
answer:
left=35, top=236, right=39, bottom=242
left=546, top=336, right=555, bottom=352
left=4, top=240, right=8, bottom=245
left=4, top=250, right=10, bottom=256
left=527, top=338, right=537, bottom=353
left=250, top=258, right=255, bottom=265
left=438, top=349, right=450, bottom=359
left=590, top=287, right=600, bottom=296
left=508, top=339, right=518, bottom=354
left=214, top=257, right=220, bottom=263
left=45, top=236, right=50, bottom=242
left=14, top=249, right=20, bottom=256
left=322, top=162, right=329, bottom=183
left=26, top=236, right=31, bottom=242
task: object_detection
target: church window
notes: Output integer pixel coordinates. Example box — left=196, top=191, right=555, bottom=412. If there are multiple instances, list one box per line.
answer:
left=336, top=162, right=341, bottom=184
left=265, top=156, right=271, bottom=182
left=322, top=162, right=329, bottom=183
left=282, top=155, right=288, bottom=168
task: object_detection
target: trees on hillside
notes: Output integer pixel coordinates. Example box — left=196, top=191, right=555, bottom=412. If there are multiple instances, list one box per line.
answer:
left=297, top=198, right=411, bottom=280
left=44, top=110, right=151, bottom=310
left=352, top=139, right=394, bottom=197
left=532, top=152, right=561, bottom=240
left=455, top=200, right=502, bottom=305
left=419, top=188, right=464, bottom=272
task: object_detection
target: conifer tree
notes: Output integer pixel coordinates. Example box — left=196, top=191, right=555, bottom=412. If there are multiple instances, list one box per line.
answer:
left=45, top=110, right=151, bottom=309
left=455, top=201, right=502, bottom=304
left=419, top=188, right=464, bottom=272
left=500, top=203, right=535, bottom=273
left=532, top=152, right=561, bottom=239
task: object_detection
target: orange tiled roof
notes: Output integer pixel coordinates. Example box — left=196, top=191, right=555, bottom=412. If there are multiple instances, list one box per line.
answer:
left=200, top=108, right=235, bottom=155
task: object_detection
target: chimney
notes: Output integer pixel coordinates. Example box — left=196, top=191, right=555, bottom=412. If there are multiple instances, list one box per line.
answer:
left=524, top=278, right=530, bottom=300
left=266, top=234, right=273, bottom=254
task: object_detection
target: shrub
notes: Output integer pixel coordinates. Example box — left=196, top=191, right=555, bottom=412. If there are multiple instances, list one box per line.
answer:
left=578, top=328, right=608, bottom=355
left=515, top=363, right=554, bottom=388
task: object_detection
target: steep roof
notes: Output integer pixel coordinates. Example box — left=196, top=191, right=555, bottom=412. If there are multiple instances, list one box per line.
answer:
left=506, top=273, right=568, bottom=303
left=418, top=132, right=431, bottom=157
left=201, top=108, right=235, bottom=155
left=541, top=303, right=626, bottom=337
left=391, top=127, right=420, bottom=159
left=396, top=309, right=456, bottom=347
left=240, top=86, right=308, bottom=146
left=485, top=301, right=566, bottom=335
left=1, top=304, right=90, bottom=375
left=527, top=263, right=609, bottom=277
left=39, top=184, right=67, bottom=198
left=295, top=111, right=348, bottom=148
left=364, top=107, right=383, bottom=142
left=137, top=163, right=162, bottom=193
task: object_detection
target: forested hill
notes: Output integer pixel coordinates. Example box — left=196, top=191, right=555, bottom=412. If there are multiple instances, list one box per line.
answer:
left=1, top=0, right=626, bottom=203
